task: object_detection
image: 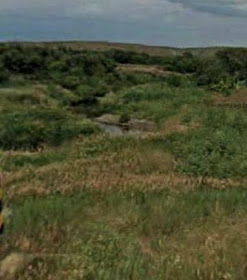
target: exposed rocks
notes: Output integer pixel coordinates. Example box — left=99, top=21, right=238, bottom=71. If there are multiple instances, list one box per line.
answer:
left=95, top=114, right=156, bottom=134
left=128, top=119, right=155, bottom=132
left=95, top=114, right=120, bottom=125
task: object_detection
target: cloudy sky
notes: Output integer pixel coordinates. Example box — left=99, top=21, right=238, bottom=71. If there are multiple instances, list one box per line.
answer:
left=0, top=0, right=247, bottom=47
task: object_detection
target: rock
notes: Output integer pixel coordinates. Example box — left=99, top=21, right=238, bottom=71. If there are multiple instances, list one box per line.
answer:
left=0, top=253, right=33, bottom=280
left=95, top=115, right=156, bottom=134
left=128, top=119, right=156, bottom=131
left=95, top=114, right=119, bottom=125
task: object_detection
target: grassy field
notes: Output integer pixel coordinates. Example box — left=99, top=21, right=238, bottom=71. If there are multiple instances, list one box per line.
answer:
left=1, top=43, right=247, bottom=279
left=2, top=133, right=247, bottom=279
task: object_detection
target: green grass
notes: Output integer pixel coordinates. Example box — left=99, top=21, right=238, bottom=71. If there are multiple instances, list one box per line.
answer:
left=1, top=150, right=68, bottom=172
left=99, top=83, right=207, bottom=125
left=2, top=188, right=247, bottom=279
left=165, top=108, right=247, bottom=178
left=0, top=107, right=99, bottom=150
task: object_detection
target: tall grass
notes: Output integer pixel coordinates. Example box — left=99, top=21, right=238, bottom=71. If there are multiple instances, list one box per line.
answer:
left=2, top=188, right=247, bottom=279
left=100, top=83, right=207, bottom=124
left=167, top=108, right=247, bottom=178
left=0, top=108, right=99, bottom=150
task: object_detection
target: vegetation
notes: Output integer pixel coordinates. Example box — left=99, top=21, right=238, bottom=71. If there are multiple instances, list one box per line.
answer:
left=1, top=43, right=247, bottom=279
left=166, top=108, right=247, bottom=178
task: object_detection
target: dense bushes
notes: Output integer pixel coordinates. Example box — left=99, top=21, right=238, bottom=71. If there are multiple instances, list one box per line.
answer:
left=165, top=52, right=200, bottom=74
left=217, top=48, right=247, bottom=80
left=106, top=49, right=200, bottom=74
left=195, top=58, right=236, bottom=93
left=106, top=49, right=152, bottom=65
left=0, top=45, right=116, bottom=86
left=1, top=44, right=247, bottom=93
left=0, top=108, right=98, bottom=150
left=195, top=48, right=247, bottom=92
left=168, top=109, right=247, bottom=178
left=0, top=66, right=9, bottom=84
left=107, top=48, right=247, bottom=91
left=2, top=48, right=45, bottom=74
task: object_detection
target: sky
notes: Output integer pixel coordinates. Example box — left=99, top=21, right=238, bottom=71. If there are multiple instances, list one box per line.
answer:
left=0, top=0, right=247, bottom=47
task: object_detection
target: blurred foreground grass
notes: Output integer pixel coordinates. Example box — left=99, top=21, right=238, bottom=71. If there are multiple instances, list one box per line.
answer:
left=1, top=133, right=247, bottom=279
left=2, top=187, right=247, bottom=279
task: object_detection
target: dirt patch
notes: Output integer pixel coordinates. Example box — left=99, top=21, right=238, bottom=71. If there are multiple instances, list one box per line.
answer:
left=212, top=87, right=247, bottom=108
left=128, top=119, right=156, bottom=132
left=163, top=118, right=189, bottom=135
left=162, top=112, right=200, bottom=135
left=0, top=253, right=33, bottom=280
left=117, top=64, right=185, bottom=77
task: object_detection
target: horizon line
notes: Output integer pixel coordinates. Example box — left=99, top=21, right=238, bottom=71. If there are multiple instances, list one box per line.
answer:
left=0, top=39, right=246, bottom=50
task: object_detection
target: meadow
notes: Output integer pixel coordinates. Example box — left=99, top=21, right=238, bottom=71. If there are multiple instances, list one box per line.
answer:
left=1, top=43, right=247, bottom=279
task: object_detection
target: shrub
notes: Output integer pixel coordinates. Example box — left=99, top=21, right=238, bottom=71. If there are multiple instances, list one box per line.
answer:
left=47, top=85, right=78, bottom=106
left=165, top=52, right=200, bottom=74
left=168, top=109, right=247, bottom=178
left=2, top=49, right=45, bottom=74
left=48, top=61, right=69, bottom=73
left=217, top=48, right=247, bottom=80
left=0, top=66, right=9, bottom=84
left=165, top=75, right=183, bottom=87
left=196, top=58, right=230, bottom=88
left=74, top=85, right=98, bottom=106
left=106, top=49, right=151, bottom=65
left=119, top=112, right=130, bottom=124
left=61, top=76, right=81, bottom=90
left=0, top=108, right=97, bottom=150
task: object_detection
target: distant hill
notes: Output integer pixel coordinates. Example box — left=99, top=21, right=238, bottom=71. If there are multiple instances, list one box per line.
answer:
left=2, top=40, right=241, bottom=57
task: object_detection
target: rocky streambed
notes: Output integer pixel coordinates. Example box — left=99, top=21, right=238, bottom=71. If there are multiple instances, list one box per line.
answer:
left=94, top=114, right=156, bottom=136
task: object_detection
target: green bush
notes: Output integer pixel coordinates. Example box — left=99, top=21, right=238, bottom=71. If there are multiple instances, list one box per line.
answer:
left=2, top=48, right=45, bottom=74
left=168, top=109, right=247, bottom=178
left=48, top=61, right=69, bottom=73
left=106, top=49, right=151, bottom=65
left=0, top=65, right=9, bottom=84
left=217, top=48, right=247, bottom=80
left=0, top=108, right=98, bottom=150
left=47, top=85, right=78, bottom=106
left=165, top=75, right=193, bottom=87
left=119, top=112, right=130, bottom=124
left=60, top=76, right=81, bottom=90
left=74, top=85, right=98, bottom=106
left=165, top=52, right=200, bottom=74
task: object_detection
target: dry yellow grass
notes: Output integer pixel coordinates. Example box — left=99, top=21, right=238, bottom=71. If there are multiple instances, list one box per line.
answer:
left=212, top=87, right=247, bottom=108
left=3, top=133, right=245, bottom=202
left=117, top=64, right=185, bottom=77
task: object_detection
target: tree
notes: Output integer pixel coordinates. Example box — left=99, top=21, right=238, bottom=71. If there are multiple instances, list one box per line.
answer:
left=217, top=49, right=247, bottom=80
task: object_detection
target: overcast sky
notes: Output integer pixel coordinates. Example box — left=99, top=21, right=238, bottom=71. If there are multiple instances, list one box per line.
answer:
left=0, top=0, right=247, bottom=47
